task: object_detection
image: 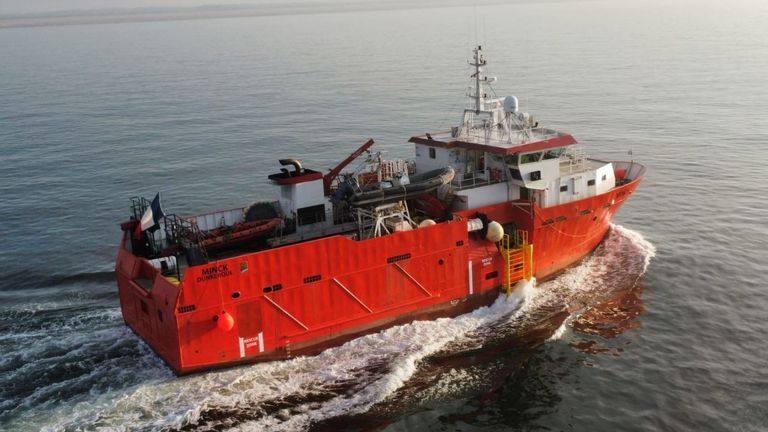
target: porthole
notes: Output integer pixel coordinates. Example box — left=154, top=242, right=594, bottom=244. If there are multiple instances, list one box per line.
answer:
left=231, top=291, right=241, bottom=299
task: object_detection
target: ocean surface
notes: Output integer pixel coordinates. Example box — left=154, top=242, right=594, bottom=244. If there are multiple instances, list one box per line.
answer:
left=1, top=0, right=767, bottom=430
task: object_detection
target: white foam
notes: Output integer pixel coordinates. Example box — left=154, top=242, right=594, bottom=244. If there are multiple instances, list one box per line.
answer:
left=537, top=224, right=655, bottom=343
left=25, top=224, right=655, bottom=432
left=509, top=277, right=538, bottom=304
left=547, top=318, right=571, bottom=341
left=25, top=290, right=526, bottom=431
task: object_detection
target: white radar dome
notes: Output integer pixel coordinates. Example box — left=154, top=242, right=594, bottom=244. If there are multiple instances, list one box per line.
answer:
left=503, top=96, right=519, bottom=113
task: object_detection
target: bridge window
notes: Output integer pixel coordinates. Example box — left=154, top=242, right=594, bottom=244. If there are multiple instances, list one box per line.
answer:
left=560, top=185, right=568, bottom=192
left=429, top=147, right=436, bottom=159
left=543, top=148, right=565, bottom=159
left=504, top=154, right=519, bottom=165
left=588, top=179, right=596, bottom=186
left=520, top=152, right=542, bottom=164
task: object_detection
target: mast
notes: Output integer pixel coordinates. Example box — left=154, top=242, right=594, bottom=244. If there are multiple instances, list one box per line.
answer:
left=469, top=45, right=486, bottom=114
left=460, top=45, right=492, bottom=137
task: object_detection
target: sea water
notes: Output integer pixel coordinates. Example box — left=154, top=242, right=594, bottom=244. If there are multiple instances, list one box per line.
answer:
left=1, top=0, right=767, bottom=430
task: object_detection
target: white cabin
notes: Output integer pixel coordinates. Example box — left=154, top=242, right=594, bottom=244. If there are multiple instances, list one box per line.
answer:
left=409, top=45, right=615, bottom=211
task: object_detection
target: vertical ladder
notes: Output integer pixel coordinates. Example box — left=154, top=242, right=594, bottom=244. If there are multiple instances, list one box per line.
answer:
left=500, top=230, right=533, bottom=295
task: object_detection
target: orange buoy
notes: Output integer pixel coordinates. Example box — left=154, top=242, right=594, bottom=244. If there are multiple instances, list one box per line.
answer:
left=216, top=311, right=235, bottom=332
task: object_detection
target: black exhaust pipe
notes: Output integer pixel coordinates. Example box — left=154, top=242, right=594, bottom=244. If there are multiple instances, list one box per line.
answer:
left=279, top=158, right=302, bottom=176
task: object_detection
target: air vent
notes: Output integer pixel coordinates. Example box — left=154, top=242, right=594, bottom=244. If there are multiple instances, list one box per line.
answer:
left=178, top=304, right=196, bottom=314
left=387, top=253, right=412, bottom=264
left=530, top=171, right=541, bottom=181
left=303, top=275, right=322, bottom=284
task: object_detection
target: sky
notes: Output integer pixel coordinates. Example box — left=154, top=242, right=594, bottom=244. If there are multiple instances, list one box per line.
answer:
left=0, top=0, right=342, bottom=15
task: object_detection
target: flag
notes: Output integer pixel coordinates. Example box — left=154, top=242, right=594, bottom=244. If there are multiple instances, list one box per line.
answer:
left=134, top=193, right=165, bottom=239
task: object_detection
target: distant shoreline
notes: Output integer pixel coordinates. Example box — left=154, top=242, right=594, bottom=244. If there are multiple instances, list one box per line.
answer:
left=0, top=0, right=523, bottom=29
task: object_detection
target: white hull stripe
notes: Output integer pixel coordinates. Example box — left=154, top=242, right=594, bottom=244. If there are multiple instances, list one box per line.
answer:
left=468, top=260, right=474, bottom=295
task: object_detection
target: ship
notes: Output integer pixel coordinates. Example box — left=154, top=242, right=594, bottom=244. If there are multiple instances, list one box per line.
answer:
left=116, top=46, right=646, bottom=374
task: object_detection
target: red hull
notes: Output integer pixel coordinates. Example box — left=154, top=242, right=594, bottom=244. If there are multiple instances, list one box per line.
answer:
left=115, top=173, right=642, bottom=374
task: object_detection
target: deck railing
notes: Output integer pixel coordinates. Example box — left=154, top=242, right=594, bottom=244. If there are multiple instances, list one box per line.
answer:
left=559, top=146, right=587, bottom=175
left=500, top=229, right=532, bottom=295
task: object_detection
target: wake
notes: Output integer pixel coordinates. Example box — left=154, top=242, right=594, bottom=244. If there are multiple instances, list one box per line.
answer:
left=16, top=225, right=654, bottom=432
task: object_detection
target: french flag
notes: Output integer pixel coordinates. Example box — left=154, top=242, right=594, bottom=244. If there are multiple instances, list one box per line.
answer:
left=134, top=193, right=165, bottom=239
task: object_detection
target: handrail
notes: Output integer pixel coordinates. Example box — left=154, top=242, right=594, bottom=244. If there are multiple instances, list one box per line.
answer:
left=500, top=229, right=531, bottom=295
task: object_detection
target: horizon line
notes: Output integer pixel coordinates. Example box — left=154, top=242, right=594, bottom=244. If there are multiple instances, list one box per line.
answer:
left=0, top=0, right=558, bottom=30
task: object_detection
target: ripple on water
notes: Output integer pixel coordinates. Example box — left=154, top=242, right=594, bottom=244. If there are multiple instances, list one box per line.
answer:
left=0, top=225, right=654, bottom=431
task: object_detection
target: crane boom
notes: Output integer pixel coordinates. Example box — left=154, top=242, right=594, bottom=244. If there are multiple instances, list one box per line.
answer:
left=323, top=139, right=375, bottom=195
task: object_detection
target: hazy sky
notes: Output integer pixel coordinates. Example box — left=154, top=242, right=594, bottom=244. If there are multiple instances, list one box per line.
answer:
left=1, top=0, right=343, bottom=15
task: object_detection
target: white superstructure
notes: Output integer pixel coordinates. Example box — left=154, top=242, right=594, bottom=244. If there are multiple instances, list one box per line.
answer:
left=410, top=45, right=616, bottom=211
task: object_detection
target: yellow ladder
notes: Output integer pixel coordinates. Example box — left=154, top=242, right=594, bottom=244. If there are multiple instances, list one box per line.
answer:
left=500, top=230, right=533, bottom=295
